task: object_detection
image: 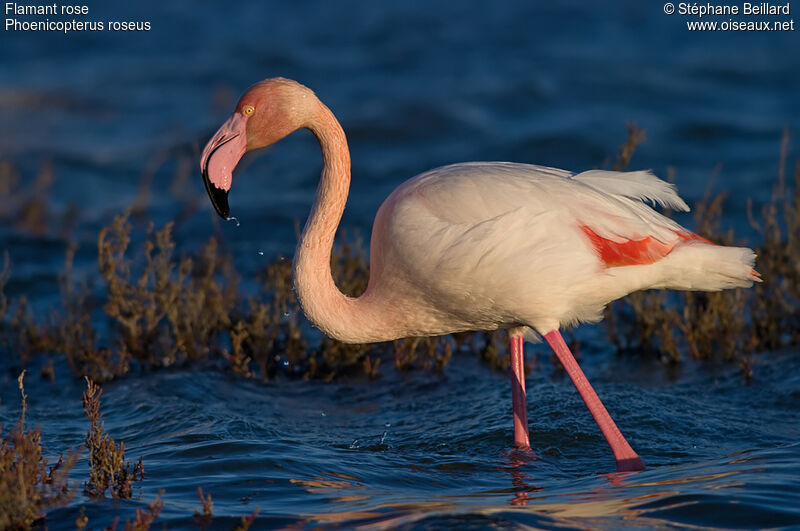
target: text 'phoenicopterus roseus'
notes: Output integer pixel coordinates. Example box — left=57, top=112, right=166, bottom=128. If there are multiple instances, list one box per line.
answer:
left=200, top=78, right=759, bottom=472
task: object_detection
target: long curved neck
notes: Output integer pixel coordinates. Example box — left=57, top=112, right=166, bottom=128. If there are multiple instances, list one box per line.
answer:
left=292, top=99, right=382, bottom=343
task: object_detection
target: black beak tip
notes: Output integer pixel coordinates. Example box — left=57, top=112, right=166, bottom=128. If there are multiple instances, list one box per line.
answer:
left=201, top=165, right=230, bottom=220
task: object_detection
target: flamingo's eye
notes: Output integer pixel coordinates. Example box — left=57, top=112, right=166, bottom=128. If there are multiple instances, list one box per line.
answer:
left=243, top=106, right=254, bottom=116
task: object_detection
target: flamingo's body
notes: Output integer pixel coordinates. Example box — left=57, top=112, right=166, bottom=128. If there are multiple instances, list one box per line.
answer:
left=201, top=78, right=758, bottom=472
left=348, top=161, right=755, bottom=342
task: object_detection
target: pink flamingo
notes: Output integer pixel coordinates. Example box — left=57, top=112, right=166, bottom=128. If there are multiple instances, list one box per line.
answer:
left=200, top=78, right=759, bottom=472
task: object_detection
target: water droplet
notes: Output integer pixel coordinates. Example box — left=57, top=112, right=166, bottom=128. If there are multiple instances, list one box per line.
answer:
left=283, top=311, right=290, bottom=318
left=257, top=251, right=264, bottom=256
left=226, top=216, right=240, bottom=227
left=320, top=411, right=327, bottom=417
left=384, top=422, right=391, bottom=428
left=379, top=431, right=388, bottom=445
left=282, top=360, right=289, bottom=367
left=349, top=439, right=359, bottom=449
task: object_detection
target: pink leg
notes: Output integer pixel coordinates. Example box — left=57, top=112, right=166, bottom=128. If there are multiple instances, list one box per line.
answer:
left=509, top=333, right=530, bottom=449
left=544, top=330, right=644, bottom=472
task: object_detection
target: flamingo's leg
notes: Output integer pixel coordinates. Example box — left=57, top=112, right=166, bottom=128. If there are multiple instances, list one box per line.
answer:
left=509, top=332, right=530, bottom=449
left=544, top=330, right=644, bottom=472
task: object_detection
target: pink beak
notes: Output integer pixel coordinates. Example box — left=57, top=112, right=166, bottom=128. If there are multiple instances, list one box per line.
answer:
left=200, top=113, right=248, bottom=219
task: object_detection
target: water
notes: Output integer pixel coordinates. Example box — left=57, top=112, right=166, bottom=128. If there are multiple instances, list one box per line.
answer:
left=2, top=1, right=799, bottom=528
left=5, top=350, right=800, bottom=528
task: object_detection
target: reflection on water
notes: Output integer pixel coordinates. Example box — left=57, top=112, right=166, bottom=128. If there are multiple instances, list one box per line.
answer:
left=502, top=448, right=543, bottom=506
left=285, top=444, right=799, bottom=529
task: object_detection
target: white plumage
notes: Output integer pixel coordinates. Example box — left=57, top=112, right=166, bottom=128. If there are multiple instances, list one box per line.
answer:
left=365, top=162, right=756, bottom=339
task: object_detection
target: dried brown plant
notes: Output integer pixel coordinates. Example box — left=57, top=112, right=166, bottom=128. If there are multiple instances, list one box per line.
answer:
left=0, top=160, right=78, bottom=238
left=232, top=508, right=260, bottom=531
left=613, top=122, right=647, bottom=172
left=394, top=335, right=454, bottom=372
left=194, top=486, right=213, bottom=526
left=122, top=493, right=163, bottom=531
left=0, top=372, right=74, bottom=529
left=81, top=377, right=144, bottom=498
left=98, top=212, right=238, bottom=370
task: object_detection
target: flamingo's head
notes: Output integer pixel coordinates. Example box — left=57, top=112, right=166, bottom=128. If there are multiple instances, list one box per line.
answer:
left=200, top=77, right=315, bottom=219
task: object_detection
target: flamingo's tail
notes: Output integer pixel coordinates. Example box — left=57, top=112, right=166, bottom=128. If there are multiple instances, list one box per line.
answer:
left=656, top=241, right=760, bottom=291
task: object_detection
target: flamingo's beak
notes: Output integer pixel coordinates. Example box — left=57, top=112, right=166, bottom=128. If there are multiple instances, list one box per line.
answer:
left=200, top=113, right=248, bottom=219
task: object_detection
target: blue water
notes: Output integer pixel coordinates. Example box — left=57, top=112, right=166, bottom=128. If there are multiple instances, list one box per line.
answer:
left=2, top=1, right=800, bottom=528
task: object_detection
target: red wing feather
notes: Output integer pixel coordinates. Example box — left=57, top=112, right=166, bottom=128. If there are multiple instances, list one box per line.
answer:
left=580, top=226, right=712, bottom=267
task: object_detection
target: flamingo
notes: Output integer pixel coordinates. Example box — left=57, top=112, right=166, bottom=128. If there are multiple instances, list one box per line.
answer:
left=200, top=78, right=759, bottom=472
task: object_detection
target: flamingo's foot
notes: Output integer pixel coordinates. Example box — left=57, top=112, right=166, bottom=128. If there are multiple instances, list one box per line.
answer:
left=512, top=432, right=530, bottom=451
left=615, top=455, right=645, bottom=472
left=513, top=442, right=534, bottom=457
left=500, top=444, right=538, bottom=463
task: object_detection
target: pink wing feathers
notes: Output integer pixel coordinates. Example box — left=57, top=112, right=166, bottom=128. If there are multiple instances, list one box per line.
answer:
left=579, top=226, right=711, bottom=267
